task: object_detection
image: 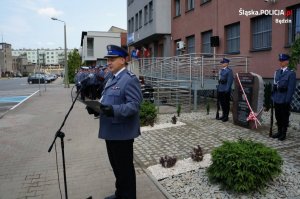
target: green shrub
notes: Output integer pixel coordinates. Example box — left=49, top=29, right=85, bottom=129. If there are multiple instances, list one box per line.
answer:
left=206, top=139, right=283, bottom=193
left=139, top=101, right=157, bottom=126
left=289, top=37, right=300, bottom=70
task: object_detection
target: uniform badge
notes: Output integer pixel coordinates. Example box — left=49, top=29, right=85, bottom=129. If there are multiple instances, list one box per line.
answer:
left=112, top=86, right=120, bottom=90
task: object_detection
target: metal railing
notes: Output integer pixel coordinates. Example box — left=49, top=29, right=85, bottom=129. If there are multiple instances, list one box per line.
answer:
left=128, top=53, right=249, bottom=112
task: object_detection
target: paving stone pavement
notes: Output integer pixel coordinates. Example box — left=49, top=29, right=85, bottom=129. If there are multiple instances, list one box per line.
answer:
left=134, top=116, right=300, bottom=171
left=0, top=82, right=166, bottom=199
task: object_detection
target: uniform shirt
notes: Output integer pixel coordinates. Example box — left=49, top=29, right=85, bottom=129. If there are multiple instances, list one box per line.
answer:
left=217, top=67, right=233, bottom=93
left=272, top=67, right=296, bottom=104
left=99, top=69, right=143, bottom=140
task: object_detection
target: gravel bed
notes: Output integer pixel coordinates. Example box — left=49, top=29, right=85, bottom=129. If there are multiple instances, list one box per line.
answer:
left=160, top=163, right=300, bottom=199
left=148, top=154, right=211, bottom=180
left=149, top=110, right=300, bottom=199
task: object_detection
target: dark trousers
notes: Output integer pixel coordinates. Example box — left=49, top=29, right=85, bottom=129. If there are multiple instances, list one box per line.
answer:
left=274, top=103, right=290, bottom=128
left=218, top=91, right=230, bottom=118
left=105, top=139, right=136, bottom=199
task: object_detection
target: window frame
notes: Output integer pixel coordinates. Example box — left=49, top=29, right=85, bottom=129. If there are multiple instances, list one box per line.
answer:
left=139, top=10, right=143, bottom=29
left=251, top=15, right=272, bottom=51
left=149, top=1, right=153, bottom=22
left=186, top=0, right=194, bottom=11
left=87, top=37, right=94, bottom=57
left=186, top=35, right=195, bottom=54
left=201, top=30, right=213, bottom=54
left=144, top=5, right=148, bottom=25
left=287, top=4, right=300, bottom=45
left=175, top=0, right=181, bottom=17
left=225, top=22, right=240, bottom=54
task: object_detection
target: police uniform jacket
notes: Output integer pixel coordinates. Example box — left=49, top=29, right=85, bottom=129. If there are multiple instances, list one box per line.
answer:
left=78, top=72, right=86, bottom=83
left=99, top=69, right=143, bottom=140
left=217, top=67, right=233, bottom=93
left=272, top=68, right=296, bottom=104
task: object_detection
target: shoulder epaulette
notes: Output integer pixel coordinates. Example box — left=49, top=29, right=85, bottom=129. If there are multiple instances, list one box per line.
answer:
left=127, top=71, right=136, bottom=77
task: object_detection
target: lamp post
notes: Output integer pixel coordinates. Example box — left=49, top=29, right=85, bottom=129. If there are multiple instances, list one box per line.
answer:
left=51, top=17, right=69, bottom=88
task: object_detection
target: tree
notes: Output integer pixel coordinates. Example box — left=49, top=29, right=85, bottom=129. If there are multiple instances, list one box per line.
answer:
left=289, top=37, right=300, bottom=70
left=67, top=49, right=81, bottom=83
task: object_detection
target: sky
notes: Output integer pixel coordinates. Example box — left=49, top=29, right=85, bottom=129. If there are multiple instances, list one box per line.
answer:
left=0, top=0, right=127, bottom=50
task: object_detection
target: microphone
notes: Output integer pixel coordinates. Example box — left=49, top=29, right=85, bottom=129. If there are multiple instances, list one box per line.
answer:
left=77, top=74, right=94, bottom=86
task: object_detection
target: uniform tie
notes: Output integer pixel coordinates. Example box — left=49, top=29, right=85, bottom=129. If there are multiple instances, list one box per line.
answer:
left=280, top=69, right=283, bottom=74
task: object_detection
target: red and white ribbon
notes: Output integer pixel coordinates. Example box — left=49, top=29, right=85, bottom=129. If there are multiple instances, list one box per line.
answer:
left=236, top=73, right=262, bottom=128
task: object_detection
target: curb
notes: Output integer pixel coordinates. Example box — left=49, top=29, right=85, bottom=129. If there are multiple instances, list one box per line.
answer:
left=134, top=154, right=175, bottom=199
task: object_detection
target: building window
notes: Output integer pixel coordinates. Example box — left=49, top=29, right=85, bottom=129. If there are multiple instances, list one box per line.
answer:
left=149, top=1, right=153, bottom=22
left=186, top=0, right=194, bottom=11
left=175, top=0, right=181, bottom=17
left=135, top=13, right=138, bottom=31
left=288, top=5, right=300, bottom=45
left=87, top=38, right=94, bottom=56
left=251, top=15, right=272, bottom=50
left=144, top=5, right=148, bottom=25
left=128, top=20, right=131, bottom=33
left=139, top=10, right=142, bottom=29
left=186, top=35, right=195, bottom=54
left=200, top=0, right=211, bottom=5
left=131, top=17, right=134, bottom=33
left=226, top=22, right=240, bottom=54
left=201, top=30, right=212, bottom=54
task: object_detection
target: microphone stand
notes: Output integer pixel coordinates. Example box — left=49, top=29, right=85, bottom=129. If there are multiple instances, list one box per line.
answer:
left=48, top=85, right=83, bottom=199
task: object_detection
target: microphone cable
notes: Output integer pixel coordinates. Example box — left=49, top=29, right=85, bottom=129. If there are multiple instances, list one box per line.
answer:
left=54, top=142, right=63, bottom=199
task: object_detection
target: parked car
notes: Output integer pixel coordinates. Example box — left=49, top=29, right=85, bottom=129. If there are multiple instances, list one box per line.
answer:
left=13, top=72, right=23, bottom=77
left=27, top=74, right=48, bottom=84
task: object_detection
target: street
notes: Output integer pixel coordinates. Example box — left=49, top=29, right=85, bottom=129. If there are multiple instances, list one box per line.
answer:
left=0, top=77, right=61, bottom=117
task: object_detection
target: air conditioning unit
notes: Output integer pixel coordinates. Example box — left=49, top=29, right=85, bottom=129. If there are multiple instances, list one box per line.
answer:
left=176, top=41, right=185, bottom=50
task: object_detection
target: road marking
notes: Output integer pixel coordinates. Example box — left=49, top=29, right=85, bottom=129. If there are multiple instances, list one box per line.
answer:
left=10, top=90, right=39, bottom=110
left=0, top=96, right=27, bottom=103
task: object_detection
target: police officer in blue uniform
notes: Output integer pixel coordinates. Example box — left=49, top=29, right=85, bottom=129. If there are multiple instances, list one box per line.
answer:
left=271, top=54, right=296, bottom=141
left=217, top=58, right=234, bottom=122
left=99, top=45, right=143, bottom=199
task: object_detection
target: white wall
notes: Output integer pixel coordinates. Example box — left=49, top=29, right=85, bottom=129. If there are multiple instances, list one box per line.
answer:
left=81, top=31, right=121, bottom=62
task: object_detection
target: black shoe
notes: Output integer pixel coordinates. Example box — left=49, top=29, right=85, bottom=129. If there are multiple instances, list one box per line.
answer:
left=272, top=126, right=282, bottom=138
left=278, top=129, right=287, bottom=141
left=217, top=116, right=224, bottom=120
left=222, top=117, right=228, bottom=122
left=272, top=133, right=280, bottom=138
left=104, top=194, right=119, bottom=199
left=278, top=127, right=287, bottom=141
left=278, top=134, right=286, bottom=141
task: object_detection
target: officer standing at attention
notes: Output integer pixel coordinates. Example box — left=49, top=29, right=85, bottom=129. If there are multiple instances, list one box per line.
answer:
left=271, top=53, right=296, bottom=141
left=99, top=45, right=143, bottom=199
left=217, top=58, right=234, bottom=122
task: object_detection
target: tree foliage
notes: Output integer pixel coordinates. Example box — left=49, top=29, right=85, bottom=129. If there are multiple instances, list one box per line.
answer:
left=289, top=37, right=300, bottom=70
left=67, top=49, right=82, bottom=83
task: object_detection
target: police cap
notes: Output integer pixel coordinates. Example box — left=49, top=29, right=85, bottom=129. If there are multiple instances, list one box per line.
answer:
left=278, top=53, right=290, bottom=62
left=104, top=45, right=128, bottom=58
left=220, top=58, right=230, bottom=64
